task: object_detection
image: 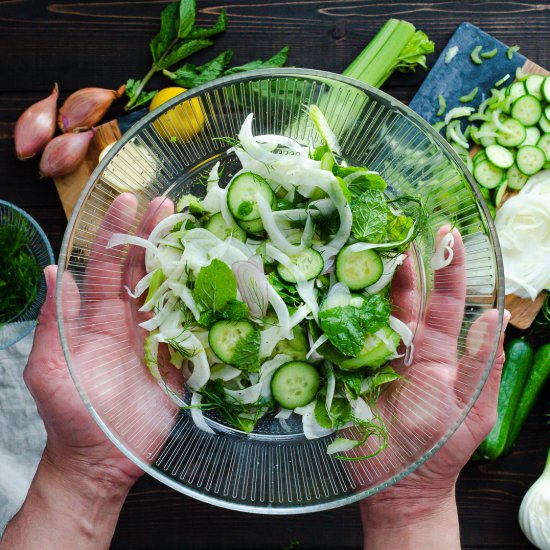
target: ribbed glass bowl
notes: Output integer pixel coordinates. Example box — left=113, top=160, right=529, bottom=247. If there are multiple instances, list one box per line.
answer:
left=0, top=200, right=54, bottom=349
left=57, top=69, right=503, bottom=514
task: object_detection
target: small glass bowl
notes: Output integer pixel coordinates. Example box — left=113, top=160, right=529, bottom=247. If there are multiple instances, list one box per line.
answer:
left=0, top=200, right=54, bottom=349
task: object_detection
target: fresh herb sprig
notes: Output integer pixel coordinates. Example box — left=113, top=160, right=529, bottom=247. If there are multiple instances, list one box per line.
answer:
left=125, top=0, right=228, bottom=110
left=124, top=0, right=290, bottom=111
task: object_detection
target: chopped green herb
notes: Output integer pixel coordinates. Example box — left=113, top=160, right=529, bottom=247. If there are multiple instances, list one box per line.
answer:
left=0, top=221, right=42, bottom=324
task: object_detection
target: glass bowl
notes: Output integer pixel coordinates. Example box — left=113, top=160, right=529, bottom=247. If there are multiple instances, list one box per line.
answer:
left=57, top=69, right=503, bottom=514
left=0, top=200, right=54, bottom=349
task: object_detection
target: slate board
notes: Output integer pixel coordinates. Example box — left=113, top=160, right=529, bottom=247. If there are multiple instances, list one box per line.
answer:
left=409, top=22, right=526, bottom=122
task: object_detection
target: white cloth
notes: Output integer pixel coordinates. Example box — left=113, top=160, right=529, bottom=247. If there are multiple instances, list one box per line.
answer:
left=0, top=329, right=46, bottom=534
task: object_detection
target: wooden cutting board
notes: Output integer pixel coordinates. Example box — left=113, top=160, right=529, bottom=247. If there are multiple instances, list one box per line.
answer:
left=410, top=22, right=549, bottom=330
left=54, top=23, right=548, bottom=330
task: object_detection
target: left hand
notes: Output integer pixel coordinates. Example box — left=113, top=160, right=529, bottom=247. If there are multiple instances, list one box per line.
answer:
left=24, top=193, right=176, bottom=492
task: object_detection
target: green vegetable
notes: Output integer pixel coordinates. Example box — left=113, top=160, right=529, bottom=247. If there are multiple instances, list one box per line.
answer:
left=495, top=73, right=511, bottom=87
left=342, top=19, right=434, bottom=88
left=125, top=0, right=225, bottom=110
left=470, top=45, right=483, bottom=65
left=314, top=394, right=352, bottom=429
left=334, top=167, right=387, bottom=196
left=479, top=339, right=534, bottom=460
left=198, top=299, right=249, bottom=327
left=223, top=46, right=290, bottom=75
left=319, top=294, right=391, bottom=357
left=267, top=272, right=302, bottom=308
left=481, top=47, right=498, bottom=59
left=507, top=45, right=520, bottom=60
left=503, top=343, right=550, bottom=455
left=145, top=269, right=165, bottom=304
left=193, top=259, right=237, bottom=311
left=231, top=330, right=261, bottom=371
left=363, top=365, right=401, bottom=391
left=444, top=45, right=459, bottom=64
left=196, top=379, right=271, bottom=433
left=459, top=87, right=479, bottom=103
left=334, top=369, right=363, bottom=399
left=437, top=94, right=447, bottom=116
left=0, top=220, right=42, bottom=325
left=162, top=46, right=290, bottom=87
left=351, top=189, right=388, bottom=243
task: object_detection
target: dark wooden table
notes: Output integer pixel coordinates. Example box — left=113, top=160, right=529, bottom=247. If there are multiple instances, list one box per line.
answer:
left=1, top=1, right=549, bottom=548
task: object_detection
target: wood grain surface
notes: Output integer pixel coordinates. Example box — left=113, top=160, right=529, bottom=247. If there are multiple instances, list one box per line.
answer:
left=0, top=1, right=549, bottom=549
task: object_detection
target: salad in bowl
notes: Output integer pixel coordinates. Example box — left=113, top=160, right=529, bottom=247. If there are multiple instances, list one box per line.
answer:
left=108, top=105, right=431, bottom=458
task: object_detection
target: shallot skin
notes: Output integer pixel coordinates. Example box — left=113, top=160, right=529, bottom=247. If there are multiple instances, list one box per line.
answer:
left=39, top=129, right=95, bottom=178
left=58, top=84, right=125, bottom=132
left=14, top=83, right=59, bottom=159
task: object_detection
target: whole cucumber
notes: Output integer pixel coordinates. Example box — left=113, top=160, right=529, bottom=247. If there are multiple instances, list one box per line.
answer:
left=479, top=338, right=534, bottom=460
left=502, top=342, right=550, bottom=456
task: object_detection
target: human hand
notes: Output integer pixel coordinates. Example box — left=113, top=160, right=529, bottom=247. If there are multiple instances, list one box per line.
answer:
left=359, top=227, right=508, bottom=548
left=23, top=193, right=177, bottom=492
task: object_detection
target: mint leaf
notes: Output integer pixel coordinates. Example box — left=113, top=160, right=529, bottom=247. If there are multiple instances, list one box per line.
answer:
left=335, top=167, right=387, bottom=196
left=364, top=366, right=401, bottom=391
left=231, top=330, right=261, bottom=371
left=319, top=306, right=366, bottom=356
left=221, top=299, right=249, bottom=321
left=319, top=294, right=391, bottom=357
left=351, top=189, right=388, bottom=243
left=167, top=50, right=233, bottom=88
left=150, top=2, right=179, bottom=64
left=267, top=272, right=302, bottom=308
left=223, top=46, right=290, bottom=75
left=360, top=294, right=391, bottom=334
left=187, top=9, right=228, bottom=39
left=124, top=79, right=158, bottom=110
left=156, top=38, right=214, bottom=70
left=314, top=395, right=352, bottom=429
left=194, top=259, right=237, bottom=311
left=334, top=370, right=363, bottom=400
left=177, top=0, right=196, bottom=39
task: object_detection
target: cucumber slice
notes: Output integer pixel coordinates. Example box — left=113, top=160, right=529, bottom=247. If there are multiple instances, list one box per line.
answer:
left=545, top=105, right=550, bottom=120
left=237, top=217, right=265, bottom=235
left=476, top=121, right=497, bottom=148
left=494, top=180, right=508, bottom=207
left=516, top=145, right=546, bottom=175
left=205, top=212, right=246, bottom=242
left=543, top=76, right=550, bottom=102
left=474, top=160, right=504, bottom=189
left=506, top=164, right=529, bottom=190
left=271, top=361, right=320, bottom=409
left=511, top=95, right=542, bottom=126
left=276, top=248, right=324, bottom=283
left=525, top=74, right=545, bottom=99
left=227, top=172, right=275, bottom=221
left=522, top=126, right=541, bottom=146
left=540, top=114, right=550, bottom=133
left=208, top=320, right=256, bottom=364
left=335, top=245, right=383, bottom=290
left=537, top=133, right=550, bottom=161
left=272, top=326, right=308, bottom=361
left=495, top=118, right=526, bottom=147
left=340, top=326, right=401, bottom=370
left=473, top=150, right=487, bottom=165
left=485, top=144, right=515, bottom=169
left=507, top=81, right=527, bottom=101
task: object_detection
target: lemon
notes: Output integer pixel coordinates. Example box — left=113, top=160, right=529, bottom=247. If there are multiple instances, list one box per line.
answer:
left=149, top=87, right=205, bottom=141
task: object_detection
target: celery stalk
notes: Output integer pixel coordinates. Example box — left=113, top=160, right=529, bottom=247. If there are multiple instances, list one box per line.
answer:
left=343, top=19, right=433, bottom=89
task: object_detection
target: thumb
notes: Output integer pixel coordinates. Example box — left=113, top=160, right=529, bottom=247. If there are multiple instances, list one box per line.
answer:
left=33, top=265, right=60, bottom=345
